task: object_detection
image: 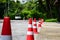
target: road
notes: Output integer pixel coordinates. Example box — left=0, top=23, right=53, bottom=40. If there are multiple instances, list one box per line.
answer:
left=39, top=22, right=60, bottom=40
left=0, top=20, right=60, bottom=40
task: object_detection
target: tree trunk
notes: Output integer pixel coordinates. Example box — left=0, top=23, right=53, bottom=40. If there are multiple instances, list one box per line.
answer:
left=38, top=0, right=45, bottom=12
left=0, top=3, right=5, bottom=19
left=57, top=6, right=60, bottom=22
left=46, top=0, right=52, bottom=18
left=55, top=0, right=60, bottom=22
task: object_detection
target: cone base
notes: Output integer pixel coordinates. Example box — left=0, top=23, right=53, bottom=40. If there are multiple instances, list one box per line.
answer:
left=26, top=35, right=34, bottom=40
left=1, top=35, right=12, bottom=40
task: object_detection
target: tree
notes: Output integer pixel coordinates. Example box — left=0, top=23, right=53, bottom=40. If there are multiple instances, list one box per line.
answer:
left=45, top=0, right=53, bottom=18
left=0, top=0, right=6, bottom=18
left=54, top=0, right=60, bottom=22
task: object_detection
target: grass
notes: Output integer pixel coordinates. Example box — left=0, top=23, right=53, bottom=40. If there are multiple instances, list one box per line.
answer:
left=45, top=19, right=57, bottom=22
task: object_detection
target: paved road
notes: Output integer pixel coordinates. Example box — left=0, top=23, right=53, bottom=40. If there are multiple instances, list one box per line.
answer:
left=39, top=22, right=60, bottom=40
left=0, top=20, right=28, bottom=40
left=0, top=20, right=60, bottom=40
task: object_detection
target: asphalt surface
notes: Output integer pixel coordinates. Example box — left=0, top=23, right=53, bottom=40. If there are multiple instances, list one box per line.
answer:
left=0, top=20, right=60, bottom=40
left=0, top=20, right=28, bottom=40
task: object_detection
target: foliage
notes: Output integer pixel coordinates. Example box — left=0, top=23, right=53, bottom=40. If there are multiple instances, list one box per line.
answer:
left=21, top=10, right=31, bottom=19
left=0, top=0, right=59, bottom=21
left=45, top=19, right=57, bottom=22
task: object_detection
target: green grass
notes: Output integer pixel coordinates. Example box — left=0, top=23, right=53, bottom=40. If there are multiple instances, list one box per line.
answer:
left=45, top=19, right=57, bottom=22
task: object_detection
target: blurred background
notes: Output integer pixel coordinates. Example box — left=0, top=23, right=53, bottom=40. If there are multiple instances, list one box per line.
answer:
left=0, top=0, right=60, bottom=22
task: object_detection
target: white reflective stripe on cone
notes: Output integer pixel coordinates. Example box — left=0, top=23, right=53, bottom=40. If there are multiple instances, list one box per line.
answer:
left=38, top=23, right=41, bottom=26
left=39, top=20, right=41, bottom=22
left=41, top=23, right=44, bottom=27
left=33, top=26, right=37, bottom=28
left=33, top=22, right=36, bottom=24
left=28, top=24, right=32, bottom=28
left=1, top=35, right=12, bottom=40
left=27, top=31, right=33, bottom=35
left=38, top=23, right=41, bottom=24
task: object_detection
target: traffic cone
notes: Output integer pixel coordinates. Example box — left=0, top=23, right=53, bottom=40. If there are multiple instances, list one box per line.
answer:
left=38, top=22, right=42, bottom=32
left=1, top=16, right=12, bottom=40
left=40, top=18, right=44, bottom=27
left=26, top=18, right=34, bottom=40
left=38, top=18, right=42, bottom=22
left=33, top=18, right=38, bottom=34
left=41, top=18, right=44, bottom=23
left=39, top=18, right=44, bottom=27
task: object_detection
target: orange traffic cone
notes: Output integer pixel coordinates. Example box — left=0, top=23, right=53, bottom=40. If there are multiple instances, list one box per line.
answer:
left=26, top=18, right=34, bottom=40
left=40, top=18, right=44, bottom=27
left=38, top=22, right=41, bottom=28
left=39, top=18, right=44, bottom=27
left=38, top=22, right=42, bottom=32
left=33, top=18, right=38, bottom=34
left=40, top=18, right=44, bottom=23
left=1, top=16, right=12, bottom=40
left=39, top=18, right=41, bottom=22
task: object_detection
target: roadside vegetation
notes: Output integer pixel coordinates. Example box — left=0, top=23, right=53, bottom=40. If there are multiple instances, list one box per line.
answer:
left=0, top=0, right=60, bottom=22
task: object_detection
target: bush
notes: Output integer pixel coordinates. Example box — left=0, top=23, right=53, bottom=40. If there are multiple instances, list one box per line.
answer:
left=6, top=12, right=15, bottom=20
left=20, top=10, right=31, bottom=19
left=45, top=19, right=57, bottom=22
